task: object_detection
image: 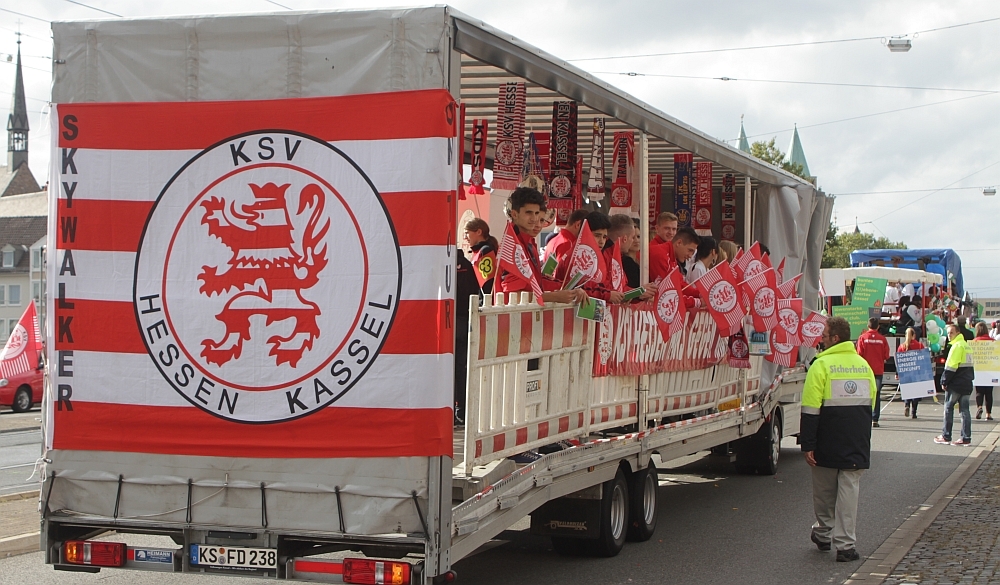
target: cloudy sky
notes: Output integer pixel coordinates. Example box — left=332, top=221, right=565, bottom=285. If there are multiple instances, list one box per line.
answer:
left=3, top=0, right=998, bottom=297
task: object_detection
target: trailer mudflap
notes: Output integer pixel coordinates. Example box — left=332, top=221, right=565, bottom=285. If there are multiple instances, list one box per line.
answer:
left=529, top=497, right=602, bottom=539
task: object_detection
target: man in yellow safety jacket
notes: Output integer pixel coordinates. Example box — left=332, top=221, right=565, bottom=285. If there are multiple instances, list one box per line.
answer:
left=935, top=324, right=976, bottom=446
left=800, top=316, right=877, bottom=563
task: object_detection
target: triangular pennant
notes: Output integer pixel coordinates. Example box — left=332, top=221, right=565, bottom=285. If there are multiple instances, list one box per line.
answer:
left=654, top=267, right=688, bottom=341
left=775, top=257, right=786, bottom=285
left=765, top=335, right=798, bottom=368
left=772, top=297, right=804, bottom=345
left=740, top=267, right=779, bottom=333
left=694, top=261, right=745, bottom=337
left=607, top=240, right=626, bottom=292
left=498, top=221, right=544, bottom=304
left=799, top=310, right=828, bottom=348
left=563, top=219, right=607, bottom=288
left=0, top=303, right=41, bottom=379
left=778, top=273, right=802, bottom=299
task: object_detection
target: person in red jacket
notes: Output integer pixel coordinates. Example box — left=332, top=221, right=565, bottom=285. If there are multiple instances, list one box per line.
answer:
left=856, top=318, right=890, bottom=427
left=648, top=226, right=699, bottom=283
left=543, top=209, right=589, bottom=283
left=494, top=187, right=587, bottom=305
left=897, top=327, right=925, bottom=419
left=651, top=212, right=678, bottom=246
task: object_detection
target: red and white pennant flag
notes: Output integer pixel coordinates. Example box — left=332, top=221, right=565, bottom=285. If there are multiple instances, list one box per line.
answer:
left=766, top=335, right=798, bottom=368
left=773, top=298, right=804, bottom=345
left=563, top=219, right=607, bottom=288
left=0, top=303, right=41, bottom=379
left=799, top=311, right=828, bottom=348
left=499, top=221, right=544, bottom=304
left=741, top=267, right=779, bottom=333
left=694, top=261, right=745, bottom=337
left=654, top=267, right=688, bottom=341
left=778, top=273, right=802, bottom=299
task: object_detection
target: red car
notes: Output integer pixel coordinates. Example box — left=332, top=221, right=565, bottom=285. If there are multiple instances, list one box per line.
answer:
left=0, top=366, right=43, bottom=412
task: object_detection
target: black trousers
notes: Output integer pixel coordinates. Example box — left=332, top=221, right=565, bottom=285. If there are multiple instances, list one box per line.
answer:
left=975, top=386, right=994, bottom=413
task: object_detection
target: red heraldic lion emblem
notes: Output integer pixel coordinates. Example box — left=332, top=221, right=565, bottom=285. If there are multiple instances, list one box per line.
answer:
left=135, top=131, right=402, bottom=423
left=198, top=182, right=329, bottom=368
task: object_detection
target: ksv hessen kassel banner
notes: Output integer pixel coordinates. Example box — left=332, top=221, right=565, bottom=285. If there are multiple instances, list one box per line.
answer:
left=594, top=306, right=727, bottom=377
left=48, top=90, right=457, bottom=459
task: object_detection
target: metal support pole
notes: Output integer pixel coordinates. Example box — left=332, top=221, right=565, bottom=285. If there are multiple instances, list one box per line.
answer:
left=743, top=177, right=753, bottom=248
left=639, top=133, right=650, bottom=284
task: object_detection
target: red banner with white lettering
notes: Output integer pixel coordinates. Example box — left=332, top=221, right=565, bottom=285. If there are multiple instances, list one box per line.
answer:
left=595, top=306, right=726, bottom=377
left=721, top=173, right=737, bottom=242
left=610, top=132, right=634, bottom=208
left=648, top=173, right=662, bottom=229
left=694, top=161, right=713, bottom=236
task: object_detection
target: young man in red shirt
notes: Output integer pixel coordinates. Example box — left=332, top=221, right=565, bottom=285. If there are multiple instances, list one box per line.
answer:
left=651, top=212, right=678, bottom=246
left=856, top=317, right=890, bottom=427
left=494, top=187, right=588, bottom=305
left=543, top=208, right=590, bottom=283
left=648, top=226, right=699, bottom=283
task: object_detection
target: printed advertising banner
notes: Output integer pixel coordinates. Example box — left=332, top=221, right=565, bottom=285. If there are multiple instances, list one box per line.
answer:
left=851, top=276, right=887, bottom=309
left=895, top=348, right=937, bottom=400
left=969, top=340, right=1000, bottom=386
left=594, top=306, right=727, bottom=377
left=49, top=90, right=456, bottom=459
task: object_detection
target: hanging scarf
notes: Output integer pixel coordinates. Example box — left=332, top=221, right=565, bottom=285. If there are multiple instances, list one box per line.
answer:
left=694, top=161, right=712, bottom=235
left=521, top=132, right=548, bottom=193
left=610, top=131, right=634, bottom=208
left=673, top=153, right=693, bottom=227
left=728, top=328, right=751, bottom=369
left=721, top=173, right=737, bottom=241
left=458, top=103, right=467, bottom=200
left=648, top=173, right=662, bottom=229
left=548, top=101, right=578, bottom=208
left=586, top=118, right=606, bottom=200
left=468, top=119, right=488, bottom=195
left=491, top=82, right=526, bottom=191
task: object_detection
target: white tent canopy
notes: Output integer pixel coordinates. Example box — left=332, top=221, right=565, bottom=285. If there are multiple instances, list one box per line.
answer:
left=839, top=267, right=943, bottom=285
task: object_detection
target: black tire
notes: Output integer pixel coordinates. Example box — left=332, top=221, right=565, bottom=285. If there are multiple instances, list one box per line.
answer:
left=551, top=536, right=584, bottom=556
left=585, top=469, right=629, bottom=557
left=757, top=415, right=782, bottom=475
left=11, top=386, right=32, bottom=413
left=626, top=463, right=658, bottom=542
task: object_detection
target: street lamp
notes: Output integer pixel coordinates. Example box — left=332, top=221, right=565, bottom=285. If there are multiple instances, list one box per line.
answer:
left=886, top=38, right=912, bottom=52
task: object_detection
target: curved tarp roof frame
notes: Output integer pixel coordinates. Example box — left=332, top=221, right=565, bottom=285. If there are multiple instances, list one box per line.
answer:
left=850, top=249, right=963, bottom=297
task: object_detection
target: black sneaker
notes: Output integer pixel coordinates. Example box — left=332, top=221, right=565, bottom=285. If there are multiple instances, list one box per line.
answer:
left=836, top=548, right=860, bottom=562
left=872, top=422, right=880, bottom=428
left=810, top=532, right=831, bottom=551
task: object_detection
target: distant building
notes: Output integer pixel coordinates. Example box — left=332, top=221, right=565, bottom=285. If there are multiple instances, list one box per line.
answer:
left=0, top=36, right=45, bottom=342
left=0, top=37, right=41, bottom=198
left=981, top=298, right=1000, bottom=320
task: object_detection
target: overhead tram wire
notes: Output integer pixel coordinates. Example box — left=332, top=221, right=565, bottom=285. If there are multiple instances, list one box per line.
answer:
left=737, top=92, right=997, bottom=141
left=568, top=15, right=1000, bottom=62
left=869, top=159, right=1000, bottom=222
left=62, top=0, right=122, bottom=17
left=263, top=0, right=295, bottom=9
left=594, top=71, right=997, bottom=94
left=0, top=7, right=50, bottom=23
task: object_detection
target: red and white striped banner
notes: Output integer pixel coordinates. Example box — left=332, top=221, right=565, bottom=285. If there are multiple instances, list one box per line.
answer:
left=49, top=90, right=457, bottom=459
left=693, top=161, right=712, bottom=236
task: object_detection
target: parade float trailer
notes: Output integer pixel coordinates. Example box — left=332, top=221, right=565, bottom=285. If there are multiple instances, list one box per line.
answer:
left=41, top=7, right=831, bottom=582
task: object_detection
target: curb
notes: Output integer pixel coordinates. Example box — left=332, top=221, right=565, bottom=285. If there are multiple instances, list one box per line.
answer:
left=0, top=490, right=38, bottom=504
left=0, top=426, right=40, bottom=435
left=845, top=423, right=1000, bottom=584
left=0, top=532, right=40, bottom=558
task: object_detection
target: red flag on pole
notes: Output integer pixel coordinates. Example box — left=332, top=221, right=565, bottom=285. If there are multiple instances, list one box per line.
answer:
left=766, top=336, right=798, bottom=368
left=772, top=298, right=804, bottom=345
left=498, top=221, right=544, bottom=304
left=778, top=273, right=802, bottom=299
left=775, top=257, right=786, bottom=285
left=563, top=219, right=607, bottom=288
left=731, top=241, right=760, bottom=282
left=606, top=240, right=626, bottom=292
left=694, top=261, right=745, bottom=337
left=799, top=310, right=828, bottom=348
left=0, top=303, right=41, bottom=379
left=654, top=267, right=688, bottom=341
left=741, top=267, right=779, bottom=333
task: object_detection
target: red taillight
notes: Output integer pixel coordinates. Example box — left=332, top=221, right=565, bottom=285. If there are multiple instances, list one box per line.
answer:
left=63, top=540, right=126, bottom=567
left=342, top=558, right=411, bottom=585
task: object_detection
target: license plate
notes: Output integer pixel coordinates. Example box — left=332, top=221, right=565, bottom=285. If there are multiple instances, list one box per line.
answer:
left=718, top=398, right=741, bottom=412
left=190, top=544, right=277, bottom=570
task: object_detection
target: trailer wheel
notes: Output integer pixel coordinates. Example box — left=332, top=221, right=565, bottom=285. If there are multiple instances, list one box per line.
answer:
left=757, top=416, right=782, bottom=476
left=626, top=462, right=658, bottom=542
left=585, top=469, right=629, bottom=557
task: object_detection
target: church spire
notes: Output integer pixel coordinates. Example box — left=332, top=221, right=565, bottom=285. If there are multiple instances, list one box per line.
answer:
left=7, top=33, right=29, bottom=171
left=737, top=114, right=750, bottom=153
left=785, top=124, right=811, bottom=179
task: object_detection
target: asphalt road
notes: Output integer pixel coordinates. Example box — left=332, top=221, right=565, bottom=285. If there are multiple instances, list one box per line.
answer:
left=0, top=412, right=43, bottom=497
left=0, top=396, right=991, bottom=585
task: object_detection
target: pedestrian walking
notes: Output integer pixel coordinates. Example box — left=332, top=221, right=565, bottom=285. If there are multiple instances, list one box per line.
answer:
left=856, top=318, right=889, bottom=427
left=973, top=322, right=994, bottom=421
left=935, top=324, right=976, bottom=446
left=801, top=316, right=877, bottom=562
left=897, top=328, right=924, bottom=419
